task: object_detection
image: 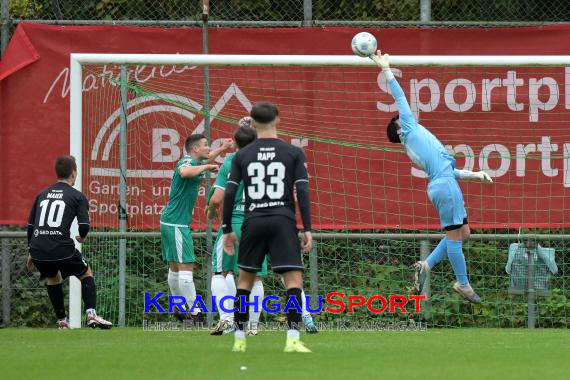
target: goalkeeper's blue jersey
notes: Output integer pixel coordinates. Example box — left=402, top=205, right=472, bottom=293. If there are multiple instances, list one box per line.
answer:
left=388, top=77, right=456, bottom=181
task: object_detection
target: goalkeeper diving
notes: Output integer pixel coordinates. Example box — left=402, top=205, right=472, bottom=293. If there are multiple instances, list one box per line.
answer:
left=371, top=50, right=493, bottom=303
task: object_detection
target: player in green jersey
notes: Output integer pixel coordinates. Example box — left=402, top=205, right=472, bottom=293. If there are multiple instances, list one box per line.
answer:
left=206, top=118, right=267, bottom=335
left=207, top=117, right=318, bottom=335
left=161, top=133, right=232, bottom=321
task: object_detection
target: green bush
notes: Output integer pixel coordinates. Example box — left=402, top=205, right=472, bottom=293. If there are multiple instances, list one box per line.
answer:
left=3, top=230, right=568, bottom=328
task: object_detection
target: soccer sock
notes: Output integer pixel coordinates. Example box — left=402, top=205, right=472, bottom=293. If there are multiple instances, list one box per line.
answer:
left=168, top=270, right=185, bottom=312
left=301, top=289, right=311, bottom=319
left=426, top=237, right=448, bottom=269
left=286, top=288, right=303, bottom=332
left=47, top=283, right=66, bottom=319
left=447, top=239, right=469, bottom=285
left=81, top=276, right=97, bottom=311
left=178, top=271, right=198, bottom=315
left=225, top=273, right=236, bottom=322
left=249, top=280, right=264, bottom=329
left=211, top=274, right=230, bottom=321
left=168, top=270, right=179, bottom=294
left=234, top=288, right=251, bottom=331
left=225, top=273, right=237, bottom=296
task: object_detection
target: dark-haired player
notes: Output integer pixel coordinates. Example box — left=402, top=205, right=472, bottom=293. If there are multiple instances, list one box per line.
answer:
left=372, top=51, right=493, bottom=303
left=27, top=155, right=112, bottom=329
left=207, top=118, right=267, bottom=335
left=160, top=134, right=230, bottom=321
left=208, top=117, right=319, bottom=336
left=223, top=103, right=313, bottom=353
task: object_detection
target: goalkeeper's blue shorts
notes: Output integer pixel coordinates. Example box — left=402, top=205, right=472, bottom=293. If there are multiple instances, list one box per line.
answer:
left=427, top=176, right=468, bottom=230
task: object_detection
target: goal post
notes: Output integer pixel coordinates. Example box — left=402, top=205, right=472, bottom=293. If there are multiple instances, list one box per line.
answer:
left=69, top=53, right=570, bottom=328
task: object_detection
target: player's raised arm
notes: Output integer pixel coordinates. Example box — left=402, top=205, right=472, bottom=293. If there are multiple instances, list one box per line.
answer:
left=206, top=157, right=231, bottom=220
left=179, top=163, right=219, bottom=178
left=221, top=153, right=242, bottom=236
left=371, top=50, right=416, bottom=133
left=205, top=139, right=233, bottom=164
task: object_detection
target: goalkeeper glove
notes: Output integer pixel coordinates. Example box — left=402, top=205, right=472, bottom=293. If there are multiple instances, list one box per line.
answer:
left=370, top=50, right=390, bottom=70
left=455, top=169, right=493, bottom=183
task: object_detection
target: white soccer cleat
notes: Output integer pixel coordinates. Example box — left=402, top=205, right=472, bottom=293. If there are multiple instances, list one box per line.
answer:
left=86, top=311, right=113, bottom=329
left=57, top=317, right=70, bottom=329
left=413, top=261, right=430, bottom=294
left=452, top=282, right=482, bottom=304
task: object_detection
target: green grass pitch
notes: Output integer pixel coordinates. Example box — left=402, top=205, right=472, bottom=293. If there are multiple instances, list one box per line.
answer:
left=1, top=328, right=568, bottom=379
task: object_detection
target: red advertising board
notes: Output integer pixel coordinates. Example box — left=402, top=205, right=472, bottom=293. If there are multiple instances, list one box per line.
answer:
left=2, top=23, right=570, bottom=229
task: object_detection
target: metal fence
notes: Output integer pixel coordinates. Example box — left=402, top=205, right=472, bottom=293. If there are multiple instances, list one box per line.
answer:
left=2, top=230, right=569, bottom=328
left=3, top=0, right=570, bottom=56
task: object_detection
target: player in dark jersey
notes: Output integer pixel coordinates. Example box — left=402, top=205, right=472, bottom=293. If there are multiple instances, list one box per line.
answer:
left=27, top=156, right=112, bottom=329
left=222, top=102, right=313, bottom=353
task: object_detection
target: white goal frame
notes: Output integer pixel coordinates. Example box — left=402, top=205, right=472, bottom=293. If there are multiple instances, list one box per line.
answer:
left=69, top=53, right=570, bottom=328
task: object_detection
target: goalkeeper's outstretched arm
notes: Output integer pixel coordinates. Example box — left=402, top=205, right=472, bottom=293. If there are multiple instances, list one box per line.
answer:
left=454, top=169, right=493, bottom=183
left=371, top=50, right=417, bottom=133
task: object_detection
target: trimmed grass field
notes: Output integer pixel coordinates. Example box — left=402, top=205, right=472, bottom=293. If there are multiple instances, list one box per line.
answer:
left=1, top=328, right=568, bottom=379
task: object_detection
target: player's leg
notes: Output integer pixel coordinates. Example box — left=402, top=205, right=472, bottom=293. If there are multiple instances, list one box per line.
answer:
left=173, top=226, right=202, bottom=319
left=211, top=229, right=231, bottom=322
left=280, top=270, right=311, bottom=353
left=300, top=288, right=318, bottom=334
left=47, top=274, right=68, bottom=328
left=59, top=250, right=112, bottom=329
left=224, top=220, right=241, bottom=308
left=36, top=260, right=68, bottom=329
left=161, top=224, right=185, bottom=314
left=247, top=275, right=264, bottom=335
left=447, top=224, right=480, bottom=303
left=211, top=229, right=237, bottom=335
left=232, top=269, right=256, bottom=352
left=413, top=236, right=447, bottom=294
left=232, top=217, right=269, bottom=352
left=279, top=275, right=317, bottom=334
left=247, top=253, right=270, bottom=335
left=225, top=220, right=244, bottom=325
left=430, top=178, right=480, bottom=303
left=269, top=216, right=311, bottom=353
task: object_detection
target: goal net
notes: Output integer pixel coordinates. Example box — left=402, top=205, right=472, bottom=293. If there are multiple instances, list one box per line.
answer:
left=71, top=54, right=570, bottom=328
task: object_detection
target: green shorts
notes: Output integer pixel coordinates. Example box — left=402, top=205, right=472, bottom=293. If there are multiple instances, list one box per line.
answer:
left=160, top=222, right=196, bottom=264
left=212, top=221, right=268, bottom=276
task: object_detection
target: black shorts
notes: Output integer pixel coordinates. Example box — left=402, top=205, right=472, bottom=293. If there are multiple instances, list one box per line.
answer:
left=238, top=215, right=304, bottom=274
left=32, top=250, right=89, bottom=280
left=444, top=217, right=469, bottom=231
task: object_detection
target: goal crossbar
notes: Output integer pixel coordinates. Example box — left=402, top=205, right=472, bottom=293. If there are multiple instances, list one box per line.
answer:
left=71, top=53, right=570, bottom=66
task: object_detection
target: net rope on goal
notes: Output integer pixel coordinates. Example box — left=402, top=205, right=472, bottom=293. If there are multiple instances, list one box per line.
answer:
left=80, top=62, right=569, bottom=327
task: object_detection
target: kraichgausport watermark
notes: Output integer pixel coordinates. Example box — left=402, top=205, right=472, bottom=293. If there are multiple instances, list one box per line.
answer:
left=142, top=320, right=427, bottom=332
left=144, top=292, right=427, bottom=314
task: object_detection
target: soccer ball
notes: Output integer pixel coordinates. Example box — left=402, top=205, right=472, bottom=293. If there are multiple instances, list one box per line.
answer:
left=351, top=32, right=377, bottom=57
